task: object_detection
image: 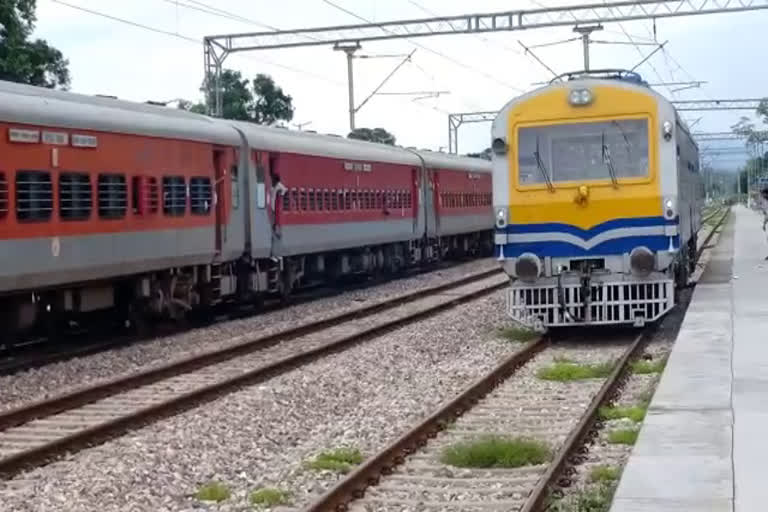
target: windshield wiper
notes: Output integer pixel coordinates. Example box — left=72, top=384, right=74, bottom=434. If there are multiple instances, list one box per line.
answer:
left=602, top=131, right=619, bottom=188
left=611, top=120, right=632, bottom=160
left=534, top=136, right=555, bottom=192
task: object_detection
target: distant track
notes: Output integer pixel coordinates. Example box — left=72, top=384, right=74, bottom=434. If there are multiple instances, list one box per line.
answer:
left=0, top=267, right=506, bottom=480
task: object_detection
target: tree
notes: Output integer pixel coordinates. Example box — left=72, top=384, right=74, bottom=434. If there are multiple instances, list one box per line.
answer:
left=347, top=127, right=396, bottom=145
left=180, top=69, right=294, bottom=125
left=251, top=74, right=294, bottom=125
left=0, top=0, right=70, bottom=88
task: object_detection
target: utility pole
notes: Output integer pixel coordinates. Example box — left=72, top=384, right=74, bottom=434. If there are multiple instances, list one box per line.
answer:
left=573, top=24, right=602, bottom=71
left=334, top=42, right=362, bottom=132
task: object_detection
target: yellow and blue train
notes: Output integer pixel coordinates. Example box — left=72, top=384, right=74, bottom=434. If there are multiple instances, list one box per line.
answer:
left=492, top=70, right=704, bottom=328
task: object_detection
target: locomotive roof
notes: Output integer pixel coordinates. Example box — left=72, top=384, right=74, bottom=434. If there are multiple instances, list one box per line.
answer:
left=0, top=80, right=238, bottom=145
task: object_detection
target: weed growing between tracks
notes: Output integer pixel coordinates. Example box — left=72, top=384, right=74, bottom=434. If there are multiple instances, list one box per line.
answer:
left=589, top=465, right=621, bottom=483
left=305, top=447, right=364, bottom=473
left=250, top=487, right=292, bottom=508
left=607, top=428, right=640, bottom=445
left=440, top=435, right=551, bottom=468
left=195, top=481, right=231, bottom=503
left=537, top=360, right=615, bottom=381
left=497, top=325, right=539, bottom=342
left=549, top=481, right=617, bottom=512
left=630, top=354, right=667, bottom=374
left=599, top=404, right=647, bottom=422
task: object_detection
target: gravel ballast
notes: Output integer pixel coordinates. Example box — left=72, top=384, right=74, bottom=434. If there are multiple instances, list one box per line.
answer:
left=0, top=259, right=499, bottom=413
left=0, top=288, right=527, bottom=512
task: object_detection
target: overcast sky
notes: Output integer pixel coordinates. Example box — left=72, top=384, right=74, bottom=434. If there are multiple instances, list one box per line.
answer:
left=32, top=0, right=768, bottom=170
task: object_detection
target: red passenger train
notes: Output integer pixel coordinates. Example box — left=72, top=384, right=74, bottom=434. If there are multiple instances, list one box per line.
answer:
left=0, top=80, right=493, bottom=345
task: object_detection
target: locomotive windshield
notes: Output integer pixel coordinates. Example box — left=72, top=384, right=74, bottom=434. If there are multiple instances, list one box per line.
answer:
left=517, top=118, right=649, bottom=185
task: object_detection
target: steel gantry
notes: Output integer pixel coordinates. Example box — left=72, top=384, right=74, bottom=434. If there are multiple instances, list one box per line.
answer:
left=203, top=0, right=768, bottom=122
left=448, top=100, right=764, bottom=153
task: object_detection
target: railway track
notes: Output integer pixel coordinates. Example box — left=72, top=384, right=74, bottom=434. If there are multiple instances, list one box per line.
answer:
left=303, top=207, right=731, bottom=512
left=304, top=333, right=644, bottom=512
left=0, top=268, right=507, bottom=480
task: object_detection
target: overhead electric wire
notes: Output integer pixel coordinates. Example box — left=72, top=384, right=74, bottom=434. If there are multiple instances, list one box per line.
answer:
left=320, top=0, right=523, bottom=95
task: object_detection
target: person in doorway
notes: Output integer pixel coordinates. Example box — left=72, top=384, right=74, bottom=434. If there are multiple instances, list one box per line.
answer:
left=761, top=187, right=768, bottom=259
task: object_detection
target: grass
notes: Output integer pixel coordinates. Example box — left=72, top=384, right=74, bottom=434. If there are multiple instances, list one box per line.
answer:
left=250, top=487, right=291, bottom=508
left=549, top=482, right=617, bottom=512
left=607, top=428, right=640, bottom=445
left=598, top=404, right=647, bottom=423
left=630, top=356, right=667, bottom=374
left=589, top=465, right=621, bottom=483
left=636, top=386, right=655, bottom=405
left=498, top=325, right=540, bottom=342
left=440, top=435, right=551, bottom=469
left=305, top=447, right=364, bottom=473
left=195, top=481, right=231, bottom=503
left=537, top=360, right=615, bottom=381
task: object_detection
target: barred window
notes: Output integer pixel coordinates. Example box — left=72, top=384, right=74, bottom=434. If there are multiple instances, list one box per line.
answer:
left=162, top=176, right=186, bottom=216
left=59, top=172, right=92, bottom=220
left=324, top=190, right=330, bottom=210
left=98, top=174, right=127, bottom=219
left=299, top=189, right=307, bottom=211
left=281, top=190, right=290, bottom=211
left=16, top=170, right=53, bottom=222
left=331, top=189, right=338, bottom=210
left=190, top=177, right=213, bottom=215
left=0, top=172, right=7, bottom=218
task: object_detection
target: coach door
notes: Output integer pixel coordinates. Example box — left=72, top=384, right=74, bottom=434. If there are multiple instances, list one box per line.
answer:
left=213, top=148, right=227, bottom=254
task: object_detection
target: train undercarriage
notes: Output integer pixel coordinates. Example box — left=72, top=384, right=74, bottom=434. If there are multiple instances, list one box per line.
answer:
left=0, top=231, right=493, bottom=349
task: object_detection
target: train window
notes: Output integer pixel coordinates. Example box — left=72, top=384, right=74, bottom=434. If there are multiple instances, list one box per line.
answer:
left=230, top=165, right=239, bottom=210
left=308, top=189, right=316, bottom=211
left=299, top=189, right=307, bottom=211
left=344, top=190, right=351, bottom=210
left=161, top=176, right=186, bottom=217
left=339, top=190, right=345, bottom=210
left=190, top=177, right=213, bottom=215
left=0, top=172, right=7, bottom=219
left=324, top=190, right=330, bottom=210
left=350, top=190, right=357, bottom=210
left=98, top=174, right=127, bottom=219
left=16, top=170, right=53, bottom=222
left=59, top=172, right=92, bottom=221
left=331, top=189, right=338, bottom=211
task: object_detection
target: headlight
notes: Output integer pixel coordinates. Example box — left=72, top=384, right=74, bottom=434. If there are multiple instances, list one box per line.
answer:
left=495, top=207, right=508, bottom=228
left=662, top=120, right=673, bottom=141
left=515, top=252, right=541, bottom=283
left=663, top=197, right=677, bottom=219
left=568, top=88, right=593, bottom=106
left=630, top=246, right=655, bottom=277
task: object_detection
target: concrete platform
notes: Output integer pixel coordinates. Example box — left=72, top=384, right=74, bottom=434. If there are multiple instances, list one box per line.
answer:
left=610, top=205, right=768, bottom=512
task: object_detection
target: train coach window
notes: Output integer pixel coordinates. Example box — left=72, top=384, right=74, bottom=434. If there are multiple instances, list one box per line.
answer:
left=16, top=170, right=53, bottom=222
left=162, top=176, right=186, bottom=216
left=0, top=172, right=7, bottom=218
left=308, top=190, right=316, bottom=210
left=60, top=172, right=92, bottom=220
left=98, top=174, right=127, bottom=219
left=190, top=177, right=213, bottom=215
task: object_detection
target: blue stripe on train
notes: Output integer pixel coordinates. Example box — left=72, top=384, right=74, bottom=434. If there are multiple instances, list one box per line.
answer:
left=495, top=216, right=677, bottom=239
left=494, top=234, right=679, bottom=258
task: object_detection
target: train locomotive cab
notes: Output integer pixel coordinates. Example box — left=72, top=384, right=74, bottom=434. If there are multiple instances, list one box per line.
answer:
left=492, top=70, right=702, bottom=329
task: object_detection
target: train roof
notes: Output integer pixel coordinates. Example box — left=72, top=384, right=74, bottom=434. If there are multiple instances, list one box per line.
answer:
left=0, top=79, right=238, bottom=145
left=230, top=120, right=491, bottom=173
left=0, top=79, right=492, bottom=172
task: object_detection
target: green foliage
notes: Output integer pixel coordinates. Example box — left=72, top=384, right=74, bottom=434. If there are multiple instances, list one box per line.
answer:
left=467, top=148, right=492, bottom=160
left=305, top=447, right=363, bottom=473
left=599, top=405, right=647, bottom=422
left=497, top=326, right=539, bottom=342
left=607, top=428, right=639, bottom=445
left=181, top=69, right=294, bottom=125
left=549, top=482, right=617, bottom=512
left=347, top=127, right=396, bottom=145
left=195, top=481, right=231, bottom=502
left=0, top=0, right=70, bottom=88
left=537, top=361, right=614, bottom=381
left=250, top=487, right=291, bottom=508
left=589, top=465, right=621, bottom=483
left=439, top=436, right=551, bottom=468
left=630, top=357, right=666, bottom=374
